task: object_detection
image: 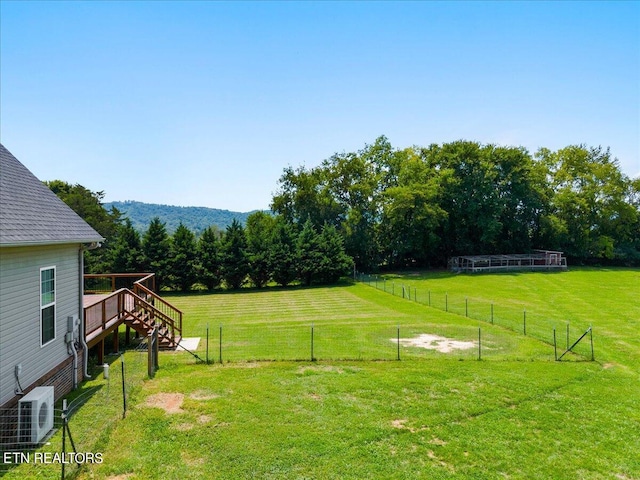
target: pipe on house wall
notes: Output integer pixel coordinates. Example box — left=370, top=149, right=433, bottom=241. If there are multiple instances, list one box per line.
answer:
left=68, top=339, right=78, bottom=390
left=79, top=245, right=92, bottom=379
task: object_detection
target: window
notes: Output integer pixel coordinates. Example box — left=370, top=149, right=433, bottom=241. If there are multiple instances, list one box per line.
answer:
left=40, top=267, right=56, bottom=346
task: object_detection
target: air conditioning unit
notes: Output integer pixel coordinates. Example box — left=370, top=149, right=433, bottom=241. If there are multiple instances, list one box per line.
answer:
left=17, top=386, right=54, bottom=444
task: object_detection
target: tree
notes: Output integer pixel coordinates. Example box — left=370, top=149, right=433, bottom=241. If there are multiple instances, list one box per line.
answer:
left=171, top=223, right=198, bottom=291
left=269, top=217, right=298, bottom=287
left=296, top=219, right=322, bottom=286
left=142, top=217, right=172, bottom=289
left=316, top=223, right=353, bottom=283
left=536, top=145, right=637, bottom=261
left=245, top=212, right=275, bottom=288
left=45, top=180, right=122, bottom=273
left=220, top=219, right=249, bottom=289
left=109, top=218, right=143, bottom=273
left=379, top=148, right=445, bottom=267
left=197, top=226, right=223, bottom=290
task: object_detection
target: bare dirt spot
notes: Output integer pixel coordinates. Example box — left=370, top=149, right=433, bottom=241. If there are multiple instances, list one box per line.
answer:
left=392, top=334, right=476, bottom=353
left=603, top=363, right=617, bottom=369
left=198, top=414, right=212, bottom=424
left=392, top=419, right=408, bottom=429
left=174, top=422, right=194, bottom=431
left=429, top=437, right=447, bottom=446
left=107, top=475, right=133, bottom=480
left=391, top=419, right=429, bottom=433
left=143, top=393, right=184, bottom=414
left=181, top=451, right=205, bottom=467
left=308, top=392, right=322, bottom=401
left=190, top=390, right=220, bottom=401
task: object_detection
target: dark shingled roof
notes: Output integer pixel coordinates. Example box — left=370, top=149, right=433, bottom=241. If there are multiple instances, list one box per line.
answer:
left=0, top=143, right=105, bottom=246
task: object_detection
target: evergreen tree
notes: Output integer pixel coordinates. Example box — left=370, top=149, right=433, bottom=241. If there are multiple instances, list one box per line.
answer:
left=197, top=226, right=222, bottom=290
left=317, top=224, right=353, bottom=283
left=269, top=217, right=298, bottom=287
left=109, top=218, right=143, bottom=273
left=246, top=211, right=275, bottom=288
left=296, top=219, right=322, bottom=286
left=220, top=219, right=249, bottom=289
left=142, top=217, right=171, bottom=290
left=171, top=223, right=198, bottom=291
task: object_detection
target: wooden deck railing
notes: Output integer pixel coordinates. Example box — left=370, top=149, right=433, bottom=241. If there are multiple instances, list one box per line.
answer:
left=84, top=273, right=156, bottom=294
left=84, top=288, right=181, bottom=348
left=83, top=273, right=182, bottom=347
left=133, top=280, right=183, bottom=336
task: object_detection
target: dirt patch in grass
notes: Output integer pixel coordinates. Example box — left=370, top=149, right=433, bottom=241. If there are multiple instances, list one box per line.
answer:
left=106, top=475, right=133, bottom=480
left=190, top=390, right=220, bottom=401
left=392, top=334, right=476, bottom=353
left=391, top=419, right=429, bottom=433
left=143, top=393, right=184, bottom=414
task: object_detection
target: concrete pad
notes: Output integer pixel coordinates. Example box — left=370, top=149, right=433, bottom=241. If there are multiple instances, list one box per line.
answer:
left=177, top=337, right=200, bottom=351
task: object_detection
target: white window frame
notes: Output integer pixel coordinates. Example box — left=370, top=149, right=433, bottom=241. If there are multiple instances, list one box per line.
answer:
left=40, top=266, right=56, bottom=347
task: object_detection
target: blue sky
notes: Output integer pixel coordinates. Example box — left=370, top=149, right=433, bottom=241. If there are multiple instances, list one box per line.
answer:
left=1, top=1, right=638, bottom=212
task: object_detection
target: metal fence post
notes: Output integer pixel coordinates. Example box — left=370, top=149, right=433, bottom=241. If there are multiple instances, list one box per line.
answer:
left=311, top=322, right=315, bottom=362
left=523, top=310, right=527, bottom=336
left=219, top=325, right=223, bottom=364
left=397, top=326, right=400, bottom=361
left=553, top=328, right=558, bottom=361
left=121, top=354, right=127, bottom=418
left=478, top=328, right=481, bottom=360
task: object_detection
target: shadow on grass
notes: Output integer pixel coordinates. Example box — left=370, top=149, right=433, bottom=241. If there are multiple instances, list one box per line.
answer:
left=162, top=279, right=356, bottom=298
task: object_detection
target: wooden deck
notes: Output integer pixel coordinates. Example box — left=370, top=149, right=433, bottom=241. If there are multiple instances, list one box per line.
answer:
left=82, top=274, right=183, bottom=361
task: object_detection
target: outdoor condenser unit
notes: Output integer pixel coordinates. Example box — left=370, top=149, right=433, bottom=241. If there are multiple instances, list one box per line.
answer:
left=17, top=386, right=54, bottom=444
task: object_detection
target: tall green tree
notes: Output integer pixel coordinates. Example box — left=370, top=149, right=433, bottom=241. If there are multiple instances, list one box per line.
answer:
left=246, top=212, right=275, bottom=288
left=45, top=180, right=122, bottom=272
left=142, top=217, right=172, bottom=289
left=379, top=148, right=445, bottom=267
left=296, top=219, right=322, bottom=286
left=171, top=223, right=198, bottom=291
left=316, top=223, right=353, bottom=283
left=197, top=226, right=223, bottom=290
left=269, top=217, right=298, bottom=287
left=536, top=145, right=637, bottom=261
left=220, top=219, right=249, bottom=289
left=109, top=218, right=143, bottom=273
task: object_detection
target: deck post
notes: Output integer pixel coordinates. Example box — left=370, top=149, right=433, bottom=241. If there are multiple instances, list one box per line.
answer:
left=112, top=327, right=119, bottom=354
left=97, top=339, right=104, bottom=365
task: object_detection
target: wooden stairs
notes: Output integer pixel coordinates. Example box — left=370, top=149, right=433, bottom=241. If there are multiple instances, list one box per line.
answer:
left=84, top=273, right=183, bottom=351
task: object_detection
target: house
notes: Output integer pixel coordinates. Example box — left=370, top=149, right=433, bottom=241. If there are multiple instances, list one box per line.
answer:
left=0, top=143, right=104, bottom=409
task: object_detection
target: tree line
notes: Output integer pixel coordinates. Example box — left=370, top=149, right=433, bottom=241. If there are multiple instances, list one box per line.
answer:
left=271, top=137, right=640, bottom=268
left=46, top=179, right=352, bottom=290
left=48, top=136, right=640, bottom=286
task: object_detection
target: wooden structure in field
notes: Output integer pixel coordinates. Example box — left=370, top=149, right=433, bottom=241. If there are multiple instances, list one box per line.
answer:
left=449, top=250, right=567, bottom=273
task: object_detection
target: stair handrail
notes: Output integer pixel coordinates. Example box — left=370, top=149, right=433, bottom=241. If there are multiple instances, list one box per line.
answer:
left=122, top=289, right=181, bottom=347
left=132, top=277, right=183, bottom=336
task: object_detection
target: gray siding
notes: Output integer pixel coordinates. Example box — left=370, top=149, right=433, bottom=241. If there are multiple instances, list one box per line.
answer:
left=0, top=244, right=81, bottom=406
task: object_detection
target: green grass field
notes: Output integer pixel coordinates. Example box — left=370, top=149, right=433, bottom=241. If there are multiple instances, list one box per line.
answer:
left=4, top=268, right=639, bottom=479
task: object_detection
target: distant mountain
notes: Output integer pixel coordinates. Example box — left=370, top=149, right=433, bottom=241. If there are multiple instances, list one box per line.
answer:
left=104, top=200, right=261, bottom=235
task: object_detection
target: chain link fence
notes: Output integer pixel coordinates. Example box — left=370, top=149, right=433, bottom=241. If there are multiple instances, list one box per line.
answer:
left=357, top=273, right=595, bottom=362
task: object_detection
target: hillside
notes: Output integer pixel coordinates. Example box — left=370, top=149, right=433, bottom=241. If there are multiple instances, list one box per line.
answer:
left=104, top=200, right=259, bottom=235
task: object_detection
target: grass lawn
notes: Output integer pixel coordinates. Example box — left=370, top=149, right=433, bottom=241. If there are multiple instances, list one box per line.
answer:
left=4, top=268, right=639, bottom=479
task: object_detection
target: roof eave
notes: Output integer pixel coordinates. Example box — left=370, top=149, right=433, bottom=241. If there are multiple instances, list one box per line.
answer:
left=0, top=238, right=105, bottom=248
